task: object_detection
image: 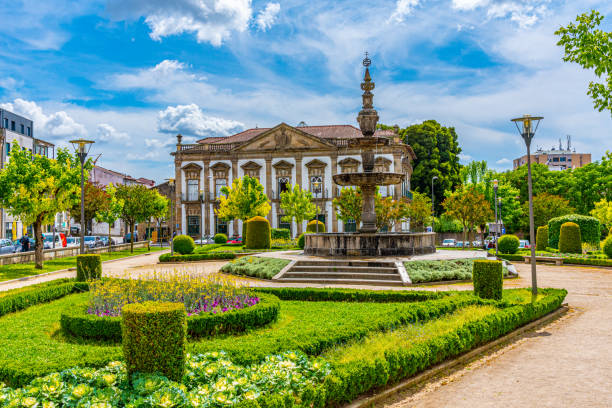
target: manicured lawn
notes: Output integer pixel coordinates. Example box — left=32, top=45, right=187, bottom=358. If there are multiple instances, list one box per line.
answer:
left=0, top=247, right=164, bottom=282
left=220, top=256, right=290, bottom=279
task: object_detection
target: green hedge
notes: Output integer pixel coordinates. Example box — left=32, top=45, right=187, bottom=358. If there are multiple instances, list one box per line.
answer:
left=559, top=222, right=582, bottom=254
left=0, top=280, right=88, bottom=318
left=495, top=253, right=525, bottom=261
left=548, top=214, right=600, bottom=248
left=271, top=228, right=291, bottom=240
left=255, top=286, right=445, bottom=303
left=498, top=235, right=519, bottom=254
left=323, top=289, right=567, bottom=405
left=76, top=254, right=102, bottom=281
left=61, top=293, right=280, bottom=341
left=603, top=236, right=612, bottom=259
left=246, top=216, right=271, bottom=249
left=122, top=301, right=186, bottom=381
left=173, top=234, right=195, bottom=255
left=158, top=252, right=236, bottom=262
left=306, top=220, right=325, bottom=233
left=563, top=257, right=612, bottom=267
left=473, top=260, right=503, bottom=300
left=214, top=233, right=228, bottom=244
left=536, top=226, right=548, bottom=251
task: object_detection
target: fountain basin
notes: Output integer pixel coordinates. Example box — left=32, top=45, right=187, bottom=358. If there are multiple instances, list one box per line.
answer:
left=333, top=172, right=404, bottom=187
left=304, top=232, right=436, bottom=257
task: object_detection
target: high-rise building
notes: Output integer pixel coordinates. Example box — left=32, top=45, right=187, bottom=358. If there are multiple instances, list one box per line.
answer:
left=513, top=136, right=591, bottom=171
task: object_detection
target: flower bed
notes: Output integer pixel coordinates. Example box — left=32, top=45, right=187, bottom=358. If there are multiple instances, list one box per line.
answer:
left=403, top=259, right=511, bottom=284
left=220, top=256, right=291, bottom=279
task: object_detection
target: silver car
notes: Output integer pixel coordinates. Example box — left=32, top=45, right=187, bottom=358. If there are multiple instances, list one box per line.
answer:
left=0, top=239, right=14, bottom=254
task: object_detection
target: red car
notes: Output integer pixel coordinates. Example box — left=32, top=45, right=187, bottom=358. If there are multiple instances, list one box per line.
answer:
left=227, top=237, right=243, bottom=244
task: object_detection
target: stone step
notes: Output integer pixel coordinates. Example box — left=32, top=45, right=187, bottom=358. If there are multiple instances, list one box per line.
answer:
left=276, top=277, right=404, bottom=286
left=283, top=271, right=402, bottom=281
left=294, top=260, right=397, bottom=268
left=289, top=265, right=398, bottom=274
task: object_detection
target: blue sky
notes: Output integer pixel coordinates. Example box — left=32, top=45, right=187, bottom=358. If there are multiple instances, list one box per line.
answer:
left=0, top=0, right=611, bottom=182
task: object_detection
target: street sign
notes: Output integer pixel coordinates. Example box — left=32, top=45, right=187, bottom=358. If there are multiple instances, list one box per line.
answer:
left=502, top=227, right=506, bottom=234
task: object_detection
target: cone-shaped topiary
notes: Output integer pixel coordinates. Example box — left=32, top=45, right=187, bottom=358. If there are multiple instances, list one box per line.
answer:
left=173, top=234, right=195, bottom=254
left=306, top=220, right=325, bottom=233
left=214, top=233, right=228, bottom=244
left=548, top=214, right=600, bottom=248
left=246, top=216, right=271, bottom=249
left=536, top=226, right=548, bottom=251
left=603, top=236, right=612, bottom=259
left=559, top=222, right=582, bottom=254
left=498, top=234, right=519, bottom=254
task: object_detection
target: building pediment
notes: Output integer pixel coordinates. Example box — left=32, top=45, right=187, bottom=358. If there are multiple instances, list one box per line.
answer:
left=210, top=162, right=230, bottom=171
left=240, top=161, right=262, bottom=170
left=234, top=123, right=335, bottom=152
left=181, top=162, right=203, bottom=171
left=305, top=158, right=327, bottom=168
left=339, top=157, right=360, bottom=166
left=272, top=159, right=294, bottom=169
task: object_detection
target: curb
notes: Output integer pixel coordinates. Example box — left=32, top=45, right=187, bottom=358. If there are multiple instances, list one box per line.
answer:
left=0, top=249, right=169, bottom=289
left=344, top=304, right=570, bottom=408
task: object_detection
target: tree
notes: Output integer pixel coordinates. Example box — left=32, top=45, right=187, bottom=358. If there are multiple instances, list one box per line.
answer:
left=384, top=120, right=462, bottom=214
left=216, top=176, right=271, bottom=237
left=143, top=189, right=169, bottom=251
left=279, top=185, right=317, bottom=232
left=69, top=182, right=109, bottom=235
left=523, top=193, right=575, bottom=229
left=406, top=191, right=432, bottom=232
left=591, top=199, right=612, bottom=231
left=95, top=183, right=124, bottom=253
left=375, top=195, right=410, bottom=231
left=443, top=186, right=493, bottom=249
left=116, top=184, right=151, bottom=253
left=333, top=187, right=363, bottom=226
left=555, top=10, right=612, bottom=114
left=0, top=144, right=83, bottom=268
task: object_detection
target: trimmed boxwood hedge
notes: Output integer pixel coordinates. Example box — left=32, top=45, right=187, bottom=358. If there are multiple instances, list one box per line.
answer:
left=498, top=234, right=520, bottom=254
left=214, top=233, right=228, bottom=244
left=473, top=260, right=503, bottom=300
left=159, top=252, right=236, bottom=262
left=271, top=228, right=291, bottom=240
left=246, top=216, right=271, bottom=249
left=61, top=293, right=281, bottom=341
left=559, top=222, right=582, bottom=254
left=76, top=254, right=102, bottom=281
left=173, top=234, right=195, bottom=255
left=536, top=226, right=548, bottom=251
left=0, top=280, right=88, bottom=318
left=255, top=286, right=445, bottom=303
left=603, top=236, right=612, bottom=259
left=548, top=214, right=600, bottom=248
left=122, top=301, right=186, bottom=381
left=306, top=220, right=325, bottom=233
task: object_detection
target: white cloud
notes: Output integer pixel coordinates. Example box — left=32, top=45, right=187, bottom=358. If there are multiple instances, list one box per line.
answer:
left=458, top=153, right=473, bottom=161
left=107, top=0, right=252, bottom=46
left=0, top=98, right=86, bottom=141
left=496, top=158, right=511, bottom=164
left=157, top=104, right=244, bottom=138
left=389, top=0, right=420, bottom=23
left=96, top=123, right=129, bottom=143
left=486, top=2, right=548, bottom=28
left=107, top=60, right=199, bottom=89
left=452, top=0, right=489, bottom=11
left=256, top=2, right=280, bottom=31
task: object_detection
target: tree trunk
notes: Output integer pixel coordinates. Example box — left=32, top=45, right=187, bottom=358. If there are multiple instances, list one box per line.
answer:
left=130, top=222, right=134, bottom=253
left=462, top=226, right=467, bottom=251
left=108, top=224, right=112, bottom=254
left=146, top=221, right=151, bottom=251
left=34, top=221, right=44, bottom=269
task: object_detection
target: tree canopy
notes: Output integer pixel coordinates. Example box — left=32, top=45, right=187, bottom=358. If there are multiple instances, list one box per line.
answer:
left=70, top=182, right=109, bottom=235
left=216, top=176, right=271, bottom=222
left=443, top=186, right=493, bottom=247
left=279, top=185, right=316, bottom=227
left=333, top=188, right=363, bottom=226
left=95, top=183, right=124, bottom=252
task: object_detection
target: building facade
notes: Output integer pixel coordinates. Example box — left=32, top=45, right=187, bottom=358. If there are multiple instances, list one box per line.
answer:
left=172, top=123, right=415, bottom=238
left=513, top=138, right=591, bottom=171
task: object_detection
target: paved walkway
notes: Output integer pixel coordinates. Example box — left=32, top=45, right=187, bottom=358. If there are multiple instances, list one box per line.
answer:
left=379, top=263, right=612, bottom=408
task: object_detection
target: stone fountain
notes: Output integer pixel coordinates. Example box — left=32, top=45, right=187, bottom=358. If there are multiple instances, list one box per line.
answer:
left=304, top=56, right=436, bottom=257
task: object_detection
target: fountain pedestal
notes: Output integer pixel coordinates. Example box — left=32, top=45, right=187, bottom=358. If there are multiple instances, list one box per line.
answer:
left=304, top=232, right=436, bottom=257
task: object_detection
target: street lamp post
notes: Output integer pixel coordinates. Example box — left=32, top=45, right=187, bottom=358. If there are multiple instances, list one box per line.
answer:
left=166, top=178, right=175, bottom=256
left=69, top=139, right=95, bottom=254
left=199, top=189, right=204, bottom=246
left=511, top=114, right=543, bottom=298
left=431, top=176, right=438, bottom=233
left=493, top=179, right=499, bottom=256
left=313, top=180, right=322, bottom=233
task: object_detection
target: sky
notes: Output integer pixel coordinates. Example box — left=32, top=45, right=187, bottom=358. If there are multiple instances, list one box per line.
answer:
left=0, top=0, right=611, bottom=183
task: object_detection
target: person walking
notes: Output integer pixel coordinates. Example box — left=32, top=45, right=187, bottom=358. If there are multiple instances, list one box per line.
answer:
left=20, top=233, right=30, bottom=252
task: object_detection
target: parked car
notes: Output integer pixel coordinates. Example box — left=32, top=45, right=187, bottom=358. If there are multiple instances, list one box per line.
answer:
left=83, top=236, right=103, bottom=249
left=484, top=236, right=496, bottom=249
left=472, top=240, right=482, bottom=248
left=99, top=236, right=116, bottom=246
left=124, top=232, right=138, bottom=243
left=12, top=237, right=35, bottom=252
left=227, top=237, right=243, bottom=244
left=519, top=239, right=531, bottom=249
left=441, top=239, right=457, bottom=247
left=42, top=232, right=67, bottom=249
left=194, top=235, right=214, bottom=245
left=455, top=241, right=464, bottom=248
left=0, top=239, right=14, bottom=254
left=66, top=237, right=80, bottom=247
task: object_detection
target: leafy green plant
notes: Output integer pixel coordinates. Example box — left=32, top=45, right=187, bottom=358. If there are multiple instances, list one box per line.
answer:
left=536, top=226, right=548, bottom=251
left=602, top=236, right=612, bottom=259
left=76, top=255, right=102, bottom=282
left=559, top=222, right=582, bottom=254
left=271, top=228, right=291, bottom=240
left=498, top=234, right=520, bottom=254
left=172, top=234, right=195, bottom=255
left=214, top=233, right=228, bottom=244
left=548, top=214, right=600, bottom=248
left=220, top=256, right=290, bottom=279
left=246, top=216, right=271, bottom=249
left=473, top=260, right=503, bottom=300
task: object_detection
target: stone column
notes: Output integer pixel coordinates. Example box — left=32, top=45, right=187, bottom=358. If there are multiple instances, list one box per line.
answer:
left=265, top=155, right=273, bottom=224
left=231, top=157, right=239, bottom=237
left=360, top=185, right=377, bottom=233
left=331, top=154, right=338, bottom=232
left=174, top=157, right=182, bottom=235
left=204, top=161, right=210, bottom=235
left=393, top=152, right=403, bottom=232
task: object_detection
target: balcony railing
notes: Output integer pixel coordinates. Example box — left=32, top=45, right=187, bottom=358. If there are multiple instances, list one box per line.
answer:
left=178, top=143, right=238, bottom=152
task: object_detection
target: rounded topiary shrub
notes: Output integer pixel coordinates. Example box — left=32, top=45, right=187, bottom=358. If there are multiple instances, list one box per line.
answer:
left=246, top=216, right=271, bottom=249
left=548, top=214, right=600, bottom=248
left=122, top=301, right=186, bottom=381
left=214, top=233, right=228, bottom=244
left=242, top=222, right=248, bottom=247
left=76, top=254, right=102, bottom=281
left=473, top=260, right=503, bottom=300
left=297, top=233, right=306, bottom=249
left=306, top=220, right=325, bottom=233
left=536, top=226, right=548, bottom=251
left=559, top=222, right=582, bottom=254
left=603, top=236, right=612, bottom=259
left=498, top=234, right=519, bottom=254
left=172, top=234, right=195, bottom=255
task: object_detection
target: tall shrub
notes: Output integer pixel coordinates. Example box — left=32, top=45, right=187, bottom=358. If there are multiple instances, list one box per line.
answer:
left=271, top=228, right=291, bottom=240
left=559, top=222, right=582, bottom=254
left=173, top=235, right=195, bottom=255
left=548, top=214, right=600, bottom=248
left=473, top=260, right=503, bottom=300
left=603, top=236, right=612, bottom=259
left=214, top=233, right=228, bottom=244
left=246, top=216, right=271, bottom=249
left=498, top=234, right=519, bottom=254
left=306, top=220, right=325, bottom=233
left=536, top=226, right=548, bottom=251
left=122, top=301, right=186, bottom=381
left=76, top=254, right=102, bottom=281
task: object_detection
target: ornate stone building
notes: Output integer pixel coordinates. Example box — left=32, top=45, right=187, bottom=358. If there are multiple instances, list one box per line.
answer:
left=171, top=123, right=415, bottom=238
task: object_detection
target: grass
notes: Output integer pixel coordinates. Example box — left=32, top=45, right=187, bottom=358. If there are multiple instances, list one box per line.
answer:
left=404, top=259, right=510, bottom=283
left=0, top=247, right=164, bottom=282
left=220, top=256, right=290, bottom=279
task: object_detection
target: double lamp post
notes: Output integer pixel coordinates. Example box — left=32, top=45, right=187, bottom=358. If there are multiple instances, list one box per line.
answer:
left=69, top=139, right=95, bottom=254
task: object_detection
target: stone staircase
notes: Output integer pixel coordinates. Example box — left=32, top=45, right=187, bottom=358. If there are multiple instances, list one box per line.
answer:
left=274, top=260, right=407, bottom=286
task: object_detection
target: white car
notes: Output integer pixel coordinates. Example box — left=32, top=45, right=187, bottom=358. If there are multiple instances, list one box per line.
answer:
left=66, top=237, right=80, bottom=247
left=441, top=239, right=457, bottom=247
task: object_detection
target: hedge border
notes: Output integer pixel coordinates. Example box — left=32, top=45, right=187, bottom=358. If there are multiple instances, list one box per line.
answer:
left=0, top=280, right=88, bottom=318
left=255, top=286, right=445, bottom=302
left=159, top=252, right=236, bottom=262
left=60, top=293, right=281, bottom=341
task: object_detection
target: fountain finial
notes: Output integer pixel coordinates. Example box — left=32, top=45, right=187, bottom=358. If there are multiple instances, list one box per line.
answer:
left=357, top=52, right=378, bottom=137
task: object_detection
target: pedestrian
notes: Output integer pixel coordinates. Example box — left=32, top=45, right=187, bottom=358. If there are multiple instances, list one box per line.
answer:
left=20, top=234, right=30, bottom=252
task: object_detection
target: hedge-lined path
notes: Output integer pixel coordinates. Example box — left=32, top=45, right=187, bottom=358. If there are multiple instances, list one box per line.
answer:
left=378, top=263, right=612, bottom=408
